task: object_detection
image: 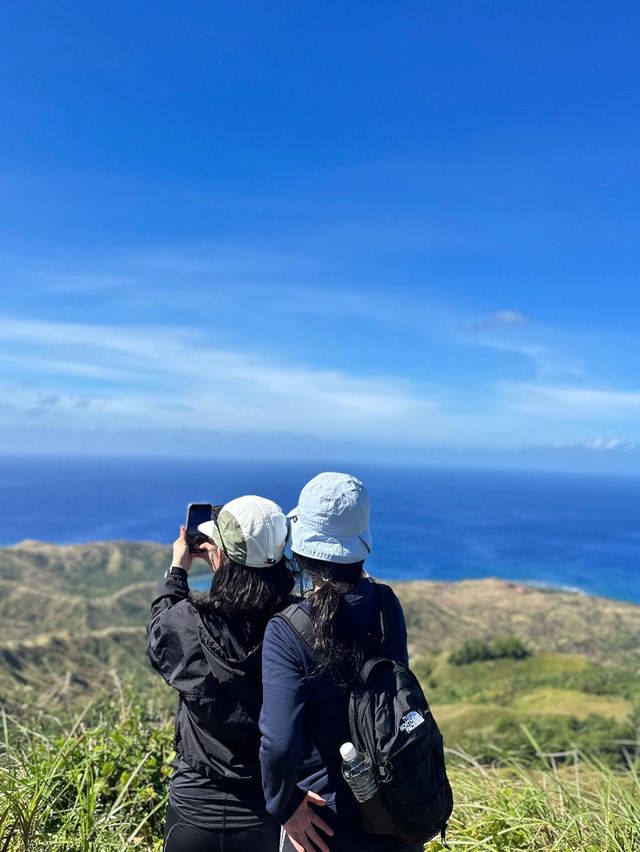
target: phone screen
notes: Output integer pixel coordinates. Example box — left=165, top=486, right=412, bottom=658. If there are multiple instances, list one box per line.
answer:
left=186, top=503, right=213, bottom=552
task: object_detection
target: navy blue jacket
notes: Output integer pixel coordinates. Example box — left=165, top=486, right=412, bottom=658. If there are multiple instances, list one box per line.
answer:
left=259, top=579, right=408, bottom=826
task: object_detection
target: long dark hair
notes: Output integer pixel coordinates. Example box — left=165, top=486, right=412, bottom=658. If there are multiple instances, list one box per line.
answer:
left=296, top=553, right=375, bottom=690
left=192, top=554, right=295, bottom=626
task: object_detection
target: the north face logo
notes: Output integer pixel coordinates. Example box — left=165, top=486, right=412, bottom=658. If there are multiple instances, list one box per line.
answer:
left=399, top=711, right=425, bottom=733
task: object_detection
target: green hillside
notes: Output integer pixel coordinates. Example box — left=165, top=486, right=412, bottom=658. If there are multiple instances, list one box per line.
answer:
left=398, top=577, right=640, bottom=667
left=1, top=540, right=639, bottom=758
left=0, top=541, right=171, bottom=713
left=0, top=540, right=639, bottom=850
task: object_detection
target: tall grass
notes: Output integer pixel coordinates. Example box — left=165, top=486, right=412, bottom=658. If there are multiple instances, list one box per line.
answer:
left=0, top=697, right=171, bottom=851
left=1, top=699, right=638, bottom=851
left=427, top=746, right=640, bottom=852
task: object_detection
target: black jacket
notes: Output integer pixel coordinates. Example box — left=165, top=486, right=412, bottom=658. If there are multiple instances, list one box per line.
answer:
left=146, top=568, right=267, bottom=790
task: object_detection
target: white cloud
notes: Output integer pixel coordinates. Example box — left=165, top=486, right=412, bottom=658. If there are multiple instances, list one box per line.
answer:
left=41, top=274, right=137, bottom=294
left=501, top=382, right=640, bottom=417
left=584, top=437, right=638, bottom=452
left=132, top=247, right=319, bottom=277
left=0, top=351, right=140, bottom=382
left=459, top=310, right=587, bottom=383
left=1, top=312, right=639, bottom=457
left=551, top=437, right=639, bottom=453
left=465, top=310, right=526, bottom=334
left=0, top=316, right=451, bottom=444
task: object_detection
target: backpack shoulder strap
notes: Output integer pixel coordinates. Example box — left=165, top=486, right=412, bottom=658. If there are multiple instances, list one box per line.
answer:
left=372, top=581, right=401, bottom=656
left=274, top=603, right=315, bottom=656
left=359, top=655, right=391, bottom=682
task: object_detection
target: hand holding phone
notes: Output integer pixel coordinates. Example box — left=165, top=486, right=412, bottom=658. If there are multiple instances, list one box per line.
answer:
left=171, top=525, right=191, bottom=571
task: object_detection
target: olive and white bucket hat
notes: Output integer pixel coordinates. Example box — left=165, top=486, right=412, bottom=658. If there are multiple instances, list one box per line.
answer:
left=198, top=495, right=287, bottom=568
left=288, top=472, right=372, bottom=564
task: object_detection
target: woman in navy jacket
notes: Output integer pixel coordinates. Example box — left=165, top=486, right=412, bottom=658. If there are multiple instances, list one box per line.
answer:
left=259, top=473, right=422, bottom=852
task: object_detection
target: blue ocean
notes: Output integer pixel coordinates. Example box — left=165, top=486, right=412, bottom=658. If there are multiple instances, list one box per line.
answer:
left=1, top=456, right=639, bottom=604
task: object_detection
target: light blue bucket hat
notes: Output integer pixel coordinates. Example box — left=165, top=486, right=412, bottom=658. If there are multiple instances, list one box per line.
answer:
left=288, top=472, right=372, bottom=564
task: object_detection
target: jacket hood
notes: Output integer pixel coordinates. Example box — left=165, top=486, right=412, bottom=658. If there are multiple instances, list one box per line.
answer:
left=196, top=611, right=264, bottom=706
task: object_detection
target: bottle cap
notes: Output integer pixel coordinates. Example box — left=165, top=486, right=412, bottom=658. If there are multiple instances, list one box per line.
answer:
left=340, top=742, right=357, bottom=762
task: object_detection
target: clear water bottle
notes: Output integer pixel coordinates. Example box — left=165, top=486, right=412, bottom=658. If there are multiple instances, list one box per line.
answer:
left=340, top=741, right=377, bottom=802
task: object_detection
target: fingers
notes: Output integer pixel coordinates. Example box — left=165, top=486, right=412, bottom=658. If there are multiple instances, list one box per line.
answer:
left=305, top=827, right=330, bottom=852
left=305, top=791, right=332, bottom=841
left=179, top=525, right=187, bottom=540
left=196, top=543, right=214, bottom=562
left=310, top=813, right=333, bottom=836
left=306, top=791, right=327, bottom=806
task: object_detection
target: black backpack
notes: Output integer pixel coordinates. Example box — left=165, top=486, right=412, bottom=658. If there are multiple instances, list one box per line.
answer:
left=277, top=582, right=453, bottom=847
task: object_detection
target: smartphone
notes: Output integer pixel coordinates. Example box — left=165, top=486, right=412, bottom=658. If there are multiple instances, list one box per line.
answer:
left=185, top=503, right=213, bottom=554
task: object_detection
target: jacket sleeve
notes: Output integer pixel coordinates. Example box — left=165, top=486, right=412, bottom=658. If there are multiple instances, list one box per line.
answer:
left=146, top=568, right=194, bottom=687
left=259, top=617, right=309, bottom=825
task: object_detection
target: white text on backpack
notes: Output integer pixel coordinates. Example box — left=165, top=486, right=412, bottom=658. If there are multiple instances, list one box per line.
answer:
left=399, top=711, right=425, bottom=733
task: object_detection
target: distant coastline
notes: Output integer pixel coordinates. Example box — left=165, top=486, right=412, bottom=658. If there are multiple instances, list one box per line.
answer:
left=2, top=458, right=640, bottom=604
left=5, top=535, right=640, bottom=606
left=190, top=572, right=590, bottom=598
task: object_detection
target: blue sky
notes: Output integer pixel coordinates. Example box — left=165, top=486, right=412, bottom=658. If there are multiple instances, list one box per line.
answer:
left=1, top=0, right=640, bottom=471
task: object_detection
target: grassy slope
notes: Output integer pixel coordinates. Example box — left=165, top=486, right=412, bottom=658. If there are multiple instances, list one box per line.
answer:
left=0, top=541, right=171, bottom=712
left=1, top=541, right=639, bottom=850
left=1, top=541, right=639, bottom=747
left=416, top=652, right=640, bottom=750
left=1, top=696, right=638, bottom=851
left=396, top=577, right=640, bottom=667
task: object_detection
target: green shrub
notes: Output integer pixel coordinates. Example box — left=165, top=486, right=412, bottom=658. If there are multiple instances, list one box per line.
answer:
left=449, top=635, right=531, bottom=665
left=562, top=665, right=640, bottom=699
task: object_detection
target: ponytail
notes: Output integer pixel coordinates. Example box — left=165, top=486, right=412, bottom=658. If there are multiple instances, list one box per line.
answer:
left=295, top=554, right=372, bottom=690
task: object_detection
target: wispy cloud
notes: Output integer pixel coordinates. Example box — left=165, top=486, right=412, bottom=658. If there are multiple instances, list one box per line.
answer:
left=0, top=316, right=450, bottom=443
left=131, top=247, right=321, bottom=278
left=0, top=351, right=139, bottom=382
left=2, top=235, right=640, bottom=466
left=41, top=273, right=137, bottom=294
left=459, top=309, right=584, bottom=382
left=1, top=311, right=639, bottom=455
left=501, top=382, right=640, bottom=418
left=464, top=310, right=526, bottom=334
left=550, top=437, right=640, bottom=453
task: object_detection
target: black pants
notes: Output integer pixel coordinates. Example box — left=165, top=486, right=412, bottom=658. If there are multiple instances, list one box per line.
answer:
left=279, top=818, right=424, bottom=852
left=163, top=801, right=280, bottom=852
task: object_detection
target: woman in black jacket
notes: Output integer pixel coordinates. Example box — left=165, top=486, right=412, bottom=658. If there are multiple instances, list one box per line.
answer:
left=147, top=495, right=293, bottom=852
